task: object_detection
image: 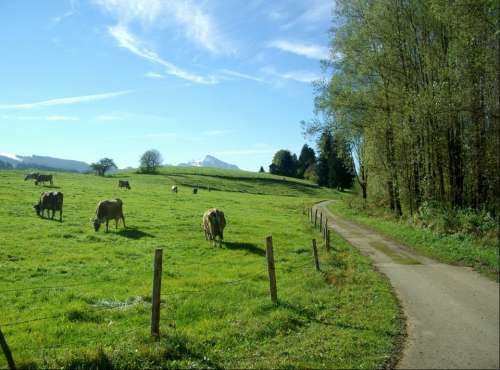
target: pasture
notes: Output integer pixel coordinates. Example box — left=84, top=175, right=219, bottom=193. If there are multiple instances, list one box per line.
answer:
left=0, top=168, right=401, bottom=369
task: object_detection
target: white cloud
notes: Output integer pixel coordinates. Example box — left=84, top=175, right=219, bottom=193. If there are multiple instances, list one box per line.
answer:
left=45, top=115, right=79, bottom=121
left=145, top=72, right=165, bottom=79
left=0, top=115, right=79, bottom=121
left=269, top=40, right=329, bottom=60
left=282, top=0, right=333, bottom=30
left=218, top=69, right=264, bottom=83
left=0, top=90, right=133, bottom=110
left=262, top=67, right=320, bottom=84
left=51, top=10, right=75, bottom=24
left=93, top=0, right=232, bottom=55
left=108, top=25, right=218, bottom=84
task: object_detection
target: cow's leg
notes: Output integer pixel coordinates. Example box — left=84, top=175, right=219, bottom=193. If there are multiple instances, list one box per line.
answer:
left=106, top=220, right=109, bottom=232
left=121, top=215, right=126, bottom=229
left=51, top=209, right=55, bottom=219
left=60, top=209, right=63, bottom=222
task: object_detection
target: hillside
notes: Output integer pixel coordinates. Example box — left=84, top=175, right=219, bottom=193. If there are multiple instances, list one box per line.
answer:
left=0, top=153, right=90, bottom=172
left=0, top=168, right=401, bottom=369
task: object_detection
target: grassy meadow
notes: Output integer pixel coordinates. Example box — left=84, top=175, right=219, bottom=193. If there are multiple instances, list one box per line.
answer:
left=0, top=168, right=402, bottom=369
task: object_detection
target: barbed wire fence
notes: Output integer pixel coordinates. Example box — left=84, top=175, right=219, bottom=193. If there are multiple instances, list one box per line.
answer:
left=1, top=207, right=332, bottom=369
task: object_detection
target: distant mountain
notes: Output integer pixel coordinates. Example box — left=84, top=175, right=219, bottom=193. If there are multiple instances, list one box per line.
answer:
left=178, top=155, right=239, bottom=170
left=0, top=152, right=90, bottom=173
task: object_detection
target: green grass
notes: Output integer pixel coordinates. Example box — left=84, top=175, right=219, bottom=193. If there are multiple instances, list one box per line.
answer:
left=0, top=169, right=401, bottom=369
left=328, top=199, right=499, bottom=280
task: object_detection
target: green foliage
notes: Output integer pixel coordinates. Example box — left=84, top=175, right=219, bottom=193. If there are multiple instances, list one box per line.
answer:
left=139, top=149, right=163, bottom=174
left=90, top=158, right=116, bottom=176
left=415, top=202, right=497, bottom=238
left=297, top=144, right=316, bottom=178
left=0, top=169, right=400, bottom=369
left=317, top=130, right=355, bottom=190
left=269, top=149, right=298, bottom=177
left=311, top=0, right=500, bottom=218
left=330, top=197, right=498, bottom=278
left=258, top=166, right=265, bottom=173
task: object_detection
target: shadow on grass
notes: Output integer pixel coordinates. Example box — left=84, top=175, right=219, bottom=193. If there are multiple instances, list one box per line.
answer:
left=224, top=241, right=266, bottom=256
left=117, top=227, right=155, bottom=239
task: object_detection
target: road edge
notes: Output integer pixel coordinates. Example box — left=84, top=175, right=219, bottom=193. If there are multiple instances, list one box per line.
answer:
left=315, top=201, right=408, bottom=370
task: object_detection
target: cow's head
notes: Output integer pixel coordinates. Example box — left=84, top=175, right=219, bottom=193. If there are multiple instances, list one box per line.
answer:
left=33, top=203, right=41, bottom=216
left=93, top=218, right=101, bottom=231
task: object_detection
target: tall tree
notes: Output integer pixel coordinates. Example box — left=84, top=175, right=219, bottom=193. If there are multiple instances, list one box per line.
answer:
left=297, top=144, right=316, bottom=178
left=269, top=150, right=298, bottom=177
left=308, top=0, right=499, bottom=219
left=90, top=158, right=116, bottom=176
left=139, top=149, right=163, bottom=174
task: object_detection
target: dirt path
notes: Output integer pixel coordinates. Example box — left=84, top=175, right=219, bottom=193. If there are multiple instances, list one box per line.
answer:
left=315, top=201, right=499, bottom=370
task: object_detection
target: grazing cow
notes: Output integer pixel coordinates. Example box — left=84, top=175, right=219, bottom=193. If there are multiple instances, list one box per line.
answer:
left=171, top=185, right=178, bottom=193
left=93, top=199, right=126, bottom=232
left=118, top=180, right=131, bottom=190
left=193, top=188, right=198, bottom=195
left=34, top=174, right=53, bottom=186
left=202, top=208, right=226, bottom=246
left=34, top=191, right=63, bottom=222
left=24, top=172, right=39, bottom=181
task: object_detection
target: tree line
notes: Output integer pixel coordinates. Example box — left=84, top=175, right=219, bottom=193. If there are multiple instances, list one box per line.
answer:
left=306, top=0, right=499, bottom=220
left=267, top=138, right=355, bottom=191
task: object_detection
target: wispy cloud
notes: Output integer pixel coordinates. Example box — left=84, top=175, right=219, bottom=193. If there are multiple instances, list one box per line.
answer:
left=0, top=114, right=79, bottom=121
left=281, top=0, right=333, bottom=30
left=262, top=67, right=320, bottom=84
left=218, top=69, right=264, bottom=83
left=46, top=115, right=79, bottom=121
left=269, top=40, right=329, bottom=60
left=0, top=90, right=132, bottom=110
left=145, top=71, right=165, bottom=79
left=94, top=0, right=233, bottom=55
left=51, top=0, right=78, bottom=24
left=94, top=112, right=165, bottom=122
left=108, top=25, right=218, bottom=84
left=51, top=10, right=75, bottom=24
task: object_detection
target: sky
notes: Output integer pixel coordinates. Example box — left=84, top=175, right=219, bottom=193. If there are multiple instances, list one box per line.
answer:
left=0, top=0, right=333, bottom=171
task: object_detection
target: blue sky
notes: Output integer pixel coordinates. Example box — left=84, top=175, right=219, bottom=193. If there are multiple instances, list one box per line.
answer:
left=0, top=0, right=333, bottom=170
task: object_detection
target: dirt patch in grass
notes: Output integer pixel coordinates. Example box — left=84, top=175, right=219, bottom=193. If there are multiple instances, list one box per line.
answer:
left=370, top=241, right=422, bottom=265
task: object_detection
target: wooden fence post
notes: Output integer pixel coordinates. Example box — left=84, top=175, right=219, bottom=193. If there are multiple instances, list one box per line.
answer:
left=0, top=327, right=16, bottom=370
left=314, top=209, right=318, bottom=229
left=266, top=236, right=278, bottom=305
left=326, top=229, right=331, bottom=252
left=319, top=212, right=323, bottom=232
left=312, top=239, right=320, bottom=271
left=151, top=249, right=163, bottom=339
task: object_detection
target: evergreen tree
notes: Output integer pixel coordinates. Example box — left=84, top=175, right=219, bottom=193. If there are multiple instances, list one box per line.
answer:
left=269, top=150, right=298, bottom=177
left=297, top=144, right=316, bottom=178
left=259, top=166, right=265, bottom=173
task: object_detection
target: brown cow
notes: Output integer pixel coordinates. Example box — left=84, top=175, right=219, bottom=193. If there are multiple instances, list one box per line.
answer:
left=34, top=191, right=63, bottom=222
left=202, top=208, right=226, bottom=246
left=93, top=199, right=126, bottom=232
